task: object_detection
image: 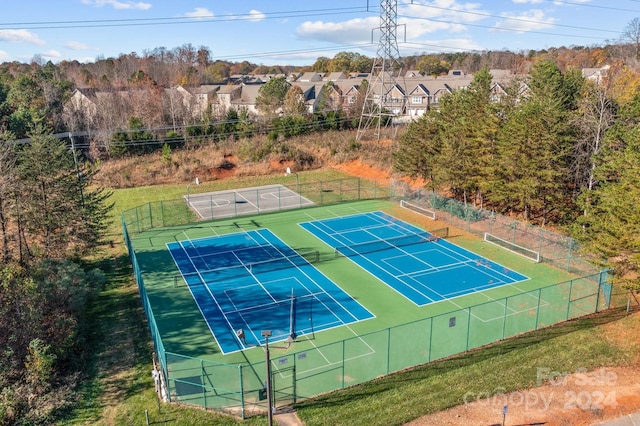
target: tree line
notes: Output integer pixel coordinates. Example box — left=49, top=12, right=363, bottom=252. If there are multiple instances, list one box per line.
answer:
left=1, top=39, right=637, bottom=142
left=0, top=128, right=112, bottom=424
left=394, top=59, right=640, bottom=292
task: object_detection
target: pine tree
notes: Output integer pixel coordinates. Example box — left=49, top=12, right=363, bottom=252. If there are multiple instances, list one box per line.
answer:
left=12, top=127, right=112, bottom=263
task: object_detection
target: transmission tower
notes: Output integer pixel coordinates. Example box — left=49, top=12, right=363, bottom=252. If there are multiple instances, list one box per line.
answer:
left=356, top=0, right=406, bottom=142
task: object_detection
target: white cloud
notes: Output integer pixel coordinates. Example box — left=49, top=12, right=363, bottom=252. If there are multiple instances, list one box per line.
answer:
left=0, top=50, right=10, bottom=62
left=491, top=9, right=556, bottom=33
left=248, top=10, right=266, bottom=22
left=401, top=0, right=488, bottom=23
left=184, top=7, right=214, bottom=19
left=65, top=41, right=90, bottom=51
left=296, top=1, right=490, bottom=46
left=296, top=17, right=379, bottom=45
left=513, top=0, right=590, bottom=5
left=40, top=49, right=62, bottom=61
left=403, top=38, right=484, bottom=55
left=0, top=29, right=45, bottom=45
left=81, top=0, right=152, bottom=10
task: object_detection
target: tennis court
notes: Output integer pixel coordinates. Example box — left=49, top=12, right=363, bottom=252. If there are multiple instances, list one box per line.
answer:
left=167, top=228, right=374, bottom=353
left=301, top=211, right=529, bottom=306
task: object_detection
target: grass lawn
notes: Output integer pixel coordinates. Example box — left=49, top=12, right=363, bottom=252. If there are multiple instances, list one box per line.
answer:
left=60, top=170, right=637, bottom=426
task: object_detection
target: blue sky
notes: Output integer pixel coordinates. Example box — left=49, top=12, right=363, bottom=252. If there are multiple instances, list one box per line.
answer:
left=0, top=0, right=636, bottom=66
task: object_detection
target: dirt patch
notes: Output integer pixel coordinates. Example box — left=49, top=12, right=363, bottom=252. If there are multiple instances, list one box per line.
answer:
left=405, top=365, right=640, bottom=426
left=333, top=159, right=427, bottom=188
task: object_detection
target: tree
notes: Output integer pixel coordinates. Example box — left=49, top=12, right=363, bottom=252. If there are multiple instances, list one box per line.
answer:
left=574, top=95, right=640, bottom=291
left=417, top=56, right=450, bottom=76
left=571, top=79, right=616, bottom=199
left=394, top=113, right=441, bottom=191
left=394, top=68, right=498, bottom=203
left=283, top=85, right=307, bottom=116
left=311, top=56, right=330, bottom=73
left=205, top=61, right=231, bottom=82
left=621, top=17, right=640, bottom=60
left=13, top=128, right=112, bottom=262
left=435, top=68, right=498, bottom=205
left=0, top=259, right=105, bottom=423
left=490, top=60, right=581, bottom=223
left=255, top=76, right=290, bottom=117
left=0, top=132, right=17, bottom=264
left=329, top=52, right=354, bottom=73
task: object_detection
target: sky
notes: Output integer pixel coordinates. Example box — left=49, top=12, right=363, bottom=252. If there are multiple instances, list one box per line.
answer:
left=0, top=0, right=638, bottom=66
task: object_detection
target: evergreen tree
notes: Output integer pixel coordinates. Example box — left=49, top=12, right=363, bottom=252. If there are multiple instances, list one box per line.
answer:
left=13, top=127, right=112, bottom=263
left=255, top=76, right=290, bottom=118
left=395, top=67, right=498, bottom=204
left=490, top=60, right=581, bottom=223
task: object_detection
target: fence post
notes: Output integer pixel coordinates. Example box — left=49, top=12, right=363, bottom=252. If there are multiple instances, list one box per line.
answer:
left=292, top=360, right=297, bottom=404
left=201, top=359, right=206, bottom=410
left=239, top=365, right=245, bottom=419
left=341, top=340, right=345, bottom=389
left=428, top=318, right=433, bottom=363
left=535, top=289, right=542, bottom=330
left=567, top=238, right=575, bottom=272
left=502, top=296, right=508, bottom=340
left=465, top=307, right=472, bottom=350
left=566, top=280, right=574, bottom=320
left=387, top=328, right=391, bottom=375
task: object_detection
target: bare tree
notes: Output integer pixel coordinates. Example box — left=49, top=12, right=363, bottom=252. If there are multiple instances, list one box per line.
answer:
left=571, top=78, right=616, bottom=209
left=621, top=17, right=640, bottom=60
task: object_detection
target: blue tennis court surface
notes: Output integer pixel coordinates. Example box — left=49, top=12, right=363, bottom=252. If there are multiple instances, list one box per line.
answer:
left=300, top=211, right=529, bottom=306
left=167, top=229, right=373, bottom=354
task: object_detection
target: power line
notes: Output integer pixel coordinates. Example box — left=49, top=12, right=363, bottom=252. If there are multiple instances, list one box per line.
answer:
left=401, top=2, right=624, bottom=37
left=536, top=0, right=640, bottom=13
left=0, top=6, right=371, bottom=30
left=398, top=14, right=614, bottom=44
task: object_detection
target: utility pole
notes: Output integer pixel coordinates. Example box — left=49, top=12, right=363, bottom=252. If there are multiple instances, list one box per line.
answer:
left=356, top=0, right=407, bottom=142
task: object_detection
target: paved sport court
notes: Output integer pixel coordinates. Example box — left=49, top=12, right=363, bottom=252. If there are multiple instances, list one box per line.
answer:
left=185, top=184, right=314, bottom=220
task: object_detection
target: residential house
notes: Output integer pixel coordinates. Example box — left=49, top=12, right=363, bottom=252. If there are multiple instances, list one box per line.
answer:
left=230, top=84, right=262, bottom=116
left=66, top=88, right=98, bottom=119
left=298, top=72, right=324, bottom=82
left=582, top=65, right=610, bottom=84
left=406, top=84, right=430, bottom=117
left=188, top=85, right=221, bottom=118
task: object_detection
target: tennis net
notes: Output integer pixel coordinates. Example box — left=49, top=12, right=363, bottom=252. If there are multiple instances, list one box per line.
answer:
left=174, top=250, right=320, bottom=287
left=400, top=199, right=436, bottom=220
left=484, top=233, right=541, bottom=262
left=335, top=227, right=449, bottom=258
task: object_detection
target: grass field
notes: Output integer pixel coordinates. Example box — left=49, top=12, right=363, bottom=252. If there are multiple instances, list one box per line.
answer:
left=60, top=170, right=635, bottom=426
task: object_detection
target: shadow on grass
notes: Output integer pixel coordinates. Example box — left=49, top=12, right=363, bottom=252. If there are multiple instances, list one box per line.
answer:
left=293, top=306, right=631, bottom=412
left=55, top=249, right=151, bottom=423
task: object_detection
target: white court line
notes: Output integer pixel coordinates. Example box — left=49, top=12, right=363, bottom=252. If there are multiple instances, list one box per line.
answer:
left=170, top=240, right=234, bottom=353
left=233, top=190, right=259, bottom=210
